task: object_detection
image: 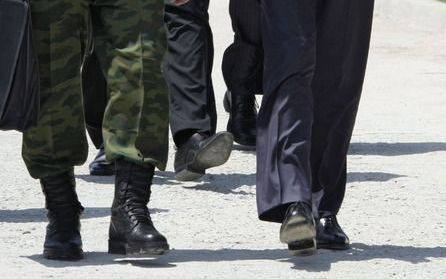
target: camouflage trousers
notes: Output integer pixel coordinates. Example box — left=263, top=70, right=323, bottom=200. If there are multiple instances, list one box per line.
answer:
left=22, top=0, right=169, bottom=179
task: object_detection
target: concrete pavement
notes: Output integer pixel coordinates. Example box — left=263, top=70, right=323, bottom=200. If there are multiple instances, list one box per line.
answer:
left=0, top=1, right=445, bottom=278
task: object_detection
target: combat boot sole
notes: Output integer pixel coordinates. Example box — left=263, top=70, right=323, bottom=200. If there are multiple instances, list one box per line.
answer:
left=280, top=214, right=316, bottom=257
left=175, top=132, right=234, bottom=181
left=108, top=239, right=169, bottom=256
left=43, top=246, right=83, bottom=261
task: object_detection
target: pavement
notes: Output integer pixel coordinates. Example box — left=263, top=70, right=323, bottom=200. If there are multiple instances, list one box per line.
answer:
left=0, top=1, right=445, bottom=278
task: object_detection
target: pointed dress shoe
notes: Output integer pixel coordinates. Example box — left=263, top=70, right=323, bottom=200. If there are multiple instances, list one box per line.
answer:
left=40, top=170, right=84, bottom=260
left=89, top=145, right=115, bottom=176
left=223, top=90, right=257, bottom=147
left=280, top=202, right=317, bottom=256
left=174, top=132, right=233, bottom=181
left=316, top=215, right=350, bottom=250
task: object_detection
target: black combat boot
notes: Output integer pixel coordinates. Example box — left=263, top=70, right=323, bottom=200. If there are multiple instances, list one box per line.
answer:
left=223, top=91, right=257, bottom=147
left=40, top=170, right=84, bottom=260
left=108, top=159, right=169, bottom=256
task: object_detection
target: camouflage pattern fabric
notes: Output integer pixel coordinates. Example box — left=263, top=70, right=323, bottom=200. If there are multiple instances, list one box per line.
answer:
left=22, top=0, right=169, bottom=179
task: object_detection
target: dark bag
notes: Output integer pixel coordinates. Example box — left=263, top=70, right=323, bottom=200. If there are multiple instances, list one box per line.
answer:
left=0, top=0, right=40, bottom=131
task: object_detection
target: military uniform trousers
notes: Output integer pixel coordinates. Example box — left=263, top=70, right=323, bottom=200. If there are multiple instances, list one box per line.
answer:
left=163, top=0, right=217, bottom=146
left=257, top=0, right=375, bottom=222
left=222, top=0, right=263, bottom=97
left=22, top=0, right=169, bottom=179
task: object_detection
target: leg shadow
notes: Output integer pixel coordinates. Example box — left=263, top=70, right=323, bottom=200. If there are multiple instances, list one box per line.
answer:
left=0, top=207, right=167, bottom=223
left=154, top=171, right=256, bottom=195
left=24, top=244, right=446, bottom=271
left=347, top=172, right=405, bottom=183
left=76, top=174, right=114, bottom=185
left=287, top=243, right=446, bottom=272
left=349, top=142, right=446, bottom=156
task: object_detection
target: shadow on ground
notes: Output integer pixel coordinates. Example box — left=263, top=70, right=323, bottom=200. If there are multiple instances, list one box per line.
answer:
left=25, top=243, right=446, bottom=272
left=153, top=171, right=255, bottom=195
left=0, top=207, right=167, bottom=223
left=233, top=142, right=446, bottom=156
left=77, top=170, right=404, bottom=190
left=76, top=175, right=114, bottom=185
left=76, top=171, right=186, bottom=186
left=349, top=142, right=446, bottom=156
left=75, top=142, right=444, bottom=186
left=152, top=170, right=403, bottom=195
left=347, top=172, right=405, bottom=183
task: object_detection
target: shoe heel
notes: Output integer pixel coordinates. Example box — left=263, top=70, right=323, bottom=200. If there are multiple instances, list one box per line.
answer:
left=43, top=247, right=84, bottom=261
left=108, top=240, right=127, bottom=255
left=280, top=216, right=316, bottom=244
left=175, top=168, right=205, bottom=181
left=289, top=239, right=317, bottom=257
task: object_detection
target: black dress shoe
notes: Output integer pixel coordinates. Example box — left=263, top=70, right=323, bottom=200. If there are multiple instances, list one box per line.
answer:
left=108, top=160, right=169, bottom=256
left=316, top=215, right=350, bottom=250
left=280, top=202, right=316, bottom=256
left=89, top=146, right=115, bottom=176
left=40, top=170, right=84, bottom=261
left=223, top=91, right=257, bottom=147
left=174, top=132, right=233, bottom=181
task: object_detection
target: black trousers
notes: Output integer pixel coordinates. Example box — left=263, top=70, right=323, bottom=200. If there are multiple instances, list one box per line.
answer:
left=81, top=9, right=106, bottom=150
left=81, top=49, right=107, bottom=149
left=222, top=0, right=263, bottom=96
left=257, top=0, right=375, bottom=223
left=164, top=0, right=217, bottom=146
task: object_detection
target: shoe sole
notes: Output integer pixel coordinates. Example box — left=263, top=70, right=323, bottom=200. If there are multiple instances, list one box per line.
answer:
left=108, top=240, right=169, bottom=256
left=289, top=239, right=317, bottom=257
left=175, top=132, right=234, bottom=181
left=280, top=215, right=317, bottom=257
left=43, top=248, right=83, bottom=261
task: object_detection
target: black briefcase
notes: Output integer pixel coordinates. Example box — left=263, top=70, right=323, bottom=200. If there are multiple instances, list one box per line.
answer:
left=0, top=0, right=39, bottom=131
